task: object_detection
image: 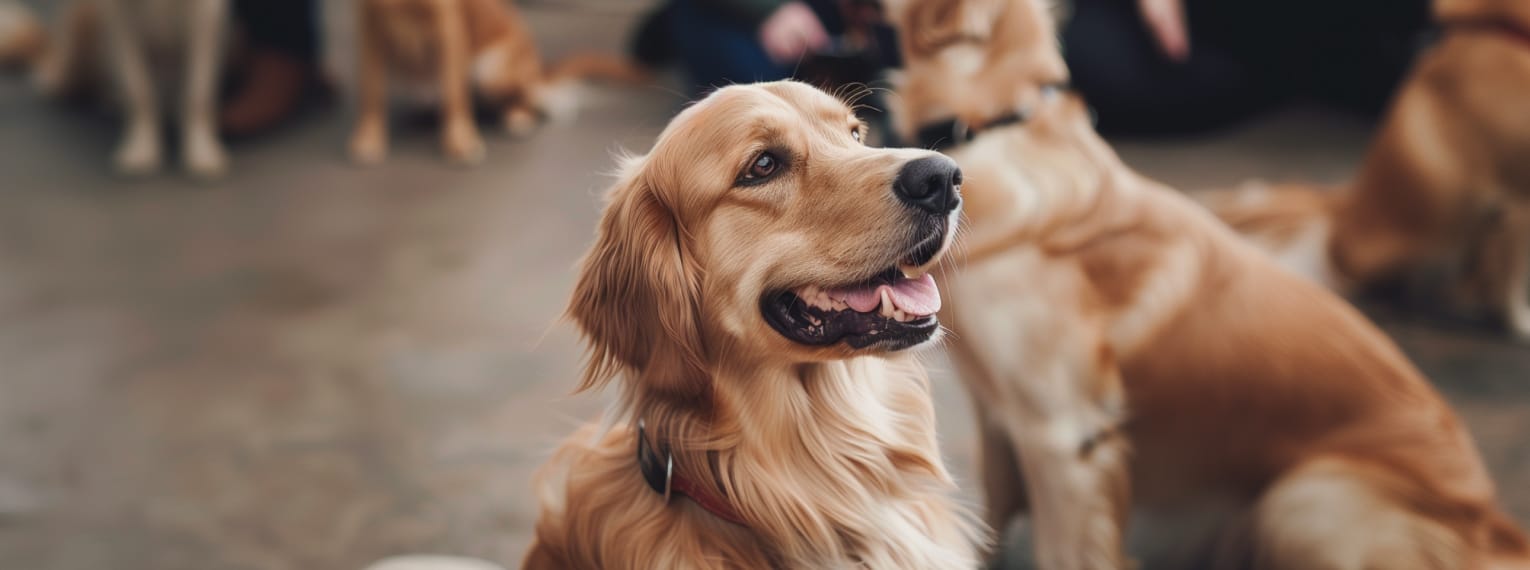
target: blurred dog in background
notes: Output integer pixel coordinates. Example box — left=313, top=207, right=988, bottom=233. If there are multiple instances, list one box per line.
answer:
left=349, top=0, right=648, bottom=165
left=1202, top=0, right=1530, bottom=341
left=20, top=0, right=232, bottom=178
left=0, top=1, right=42, bottom=68
left=887, top=0, right=1530, bottom=567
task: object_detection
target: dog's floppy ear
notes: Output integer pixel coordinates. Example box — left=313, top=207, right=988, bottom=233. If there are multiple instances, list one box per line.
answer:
left=567, top=160, right=708, bottom=398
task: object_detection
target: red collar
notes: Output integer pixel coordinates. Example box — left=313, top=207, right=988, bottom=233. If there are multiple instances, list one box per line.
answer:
left=1446, top=19, right=1530, bottom=49
left=636, top=420, right=748, bottom=527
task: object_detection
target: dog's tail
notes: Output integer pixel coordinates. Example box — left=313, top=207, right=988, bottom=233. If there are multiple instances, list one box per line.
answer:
left=0, top=0, right=44, bottom=69
left=544, top=52, right=652, bottom=86
left=531, top=52, right=652, bottom=126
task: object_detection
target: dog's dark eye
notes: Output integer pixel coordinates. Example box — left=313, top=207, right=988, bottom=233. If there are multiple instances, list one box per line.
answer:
left=743, top=152, right=779, bottom=181
left=852, top=128, right=862, bottom=143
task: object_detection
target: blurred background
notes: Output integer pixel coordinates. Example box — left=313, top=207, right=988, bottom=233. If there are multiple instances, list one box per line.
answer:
left=0, top=0, right=1525, bottom=568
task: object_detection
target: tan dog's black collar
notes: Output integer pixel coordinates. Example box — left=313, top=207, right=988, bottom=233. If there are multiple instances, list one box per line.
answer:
left=913, top=83, right=1074, bottom=151
left=915, top=108, right=1029, bottom=151
left=636, top=420, right=748, bottom=526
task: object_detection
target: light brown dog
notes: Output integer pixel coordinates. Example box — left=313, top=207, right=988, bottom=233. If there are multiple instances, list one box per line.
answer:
left=1202, top=0, right=1530, bottom=340
left=349, top=0, right=647, bottom=165
left=521, top=81, right=981, bottom=568
left=887, top=0, right=1530, bottom=568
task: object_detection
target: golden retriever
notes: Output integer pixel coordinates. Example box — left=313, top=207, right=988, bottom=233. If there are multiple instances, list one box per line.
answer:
left=885, top=0, right=1530, bottom=567
left=520, top=81, right=981, bottom=569
left=349, top=0, right=648, bottom=165
left=1201, top=0, right=1530, bottom=340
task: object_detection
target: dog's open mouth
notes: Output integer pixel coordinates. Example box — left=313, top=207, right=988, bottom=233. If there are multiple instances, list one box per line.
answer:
left=762, top=266, right=943, bottom=350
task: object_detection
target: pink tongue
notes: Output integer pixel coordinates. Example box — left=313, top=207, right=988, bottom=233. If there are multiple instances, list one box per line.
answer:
left=831, top=274, right=941, bottom=316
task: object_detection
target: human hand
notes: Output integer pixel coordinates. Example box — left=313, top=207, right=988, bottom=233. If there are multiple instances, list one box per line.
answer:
left=760, top=2, right=831, bottom=65
left=1137, top=0, right=1189, bottom=62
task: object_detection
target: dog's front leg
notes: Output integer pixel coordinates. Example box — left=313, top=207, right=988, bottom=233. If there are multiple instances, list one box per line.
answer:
left=1004, top=366, right=1131, bottom=570
left=430, top=0, right=483, bottom=165
left=96, top=0, right=161, bottom=175
left=181, top=0, right=228, bottom=178
left=349, top=0, right=389, bottom=165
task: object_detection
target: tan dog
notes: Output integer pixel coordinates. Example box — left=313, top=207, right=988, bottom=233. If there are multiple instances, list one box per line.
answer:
left=1202, top=0, right=1530, bottom=340
left=887, top=0, right=1530, bottom=568
left=521, top=81, right=981, bottom=568
left=27, top=0, right=231, bottom=178
left=349, top=0, right=647, bottom=165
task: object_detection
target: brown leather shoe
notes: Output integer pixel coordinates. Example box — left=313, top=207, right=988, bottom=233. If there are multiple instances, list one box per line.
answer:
left=220, top=49, right=311, bottom=136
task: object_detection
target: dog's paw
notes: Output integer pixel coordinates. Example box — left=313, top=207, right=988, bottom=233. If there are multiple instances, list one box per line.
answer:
left=1507, top=297, right=1530, bottom=343
left=183, top=131, right=229, bottom=179
left=443, top=121, right=485, bottom=165
left=349, top=123, right=389, bottom=166
left=114, top=129, right=162, bottom=177
left=503, top=107, right=539, bottom=138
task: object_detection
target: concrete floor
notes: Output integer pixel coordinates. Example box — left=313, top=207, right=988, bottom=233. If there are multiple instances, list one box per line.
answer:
left=0, top=4, right=1526, bottom=569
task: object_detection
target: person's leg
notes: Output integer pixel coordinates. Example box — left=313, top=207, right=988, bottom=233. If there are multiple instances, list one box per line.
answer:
left=1062, top=0, right=1288, bottom=135
left=1193, top=0, right=1429, bottom=118
left=221, top=0, right=320, bottom=136
left=1305, top=0, right=1431, bottom=116
left=669, top=0, right=790, bottom=94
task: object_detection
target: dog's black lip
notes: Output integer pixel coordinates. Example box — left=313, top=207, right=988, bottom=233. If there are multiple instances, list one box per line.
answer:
left=761, top=218, right=952, bottom=350
left=901, top=219, right=949, bottom=268
left=760, top=266, right=940, bottom=350
left=761, top=290, right=939, bottom=350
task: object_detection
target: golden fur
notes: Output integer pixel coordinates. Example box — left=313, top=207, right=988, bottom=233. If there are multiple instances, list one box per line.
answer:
left=349, top=0, right=648, bottom=165
left=522, top=81, right=981, bottom=569
left=1201, top=0, right=1530, bottom=340
left=887, top=0, right=1530, bottom=567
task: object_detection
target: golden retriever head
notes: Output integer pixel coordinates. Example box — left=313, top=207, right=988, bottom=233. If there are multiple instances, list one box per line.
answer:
left=569, top=81, right=964, bottom=397
left=885, top=0, right=1070, bottom=140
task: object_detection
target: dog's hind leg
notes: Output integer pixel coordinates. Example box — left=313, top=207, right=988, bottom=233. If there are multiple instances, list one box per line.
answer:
left=1249, top=457, right=1468, bottom=570
left=181, top=0, right=228, bottom=178
left=1497, top=223, right=1530, bottom=342
left=1462, top=209, right=1530, bottom=341
left=97, top=0, right=161, bottom=176
left=349, top=0, right=389, bottom=165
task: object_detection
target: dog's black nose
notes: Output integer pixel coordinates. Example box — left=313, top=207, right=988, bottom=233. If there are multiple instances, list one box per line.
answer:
left=894, top=156, right=962, bottom=214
